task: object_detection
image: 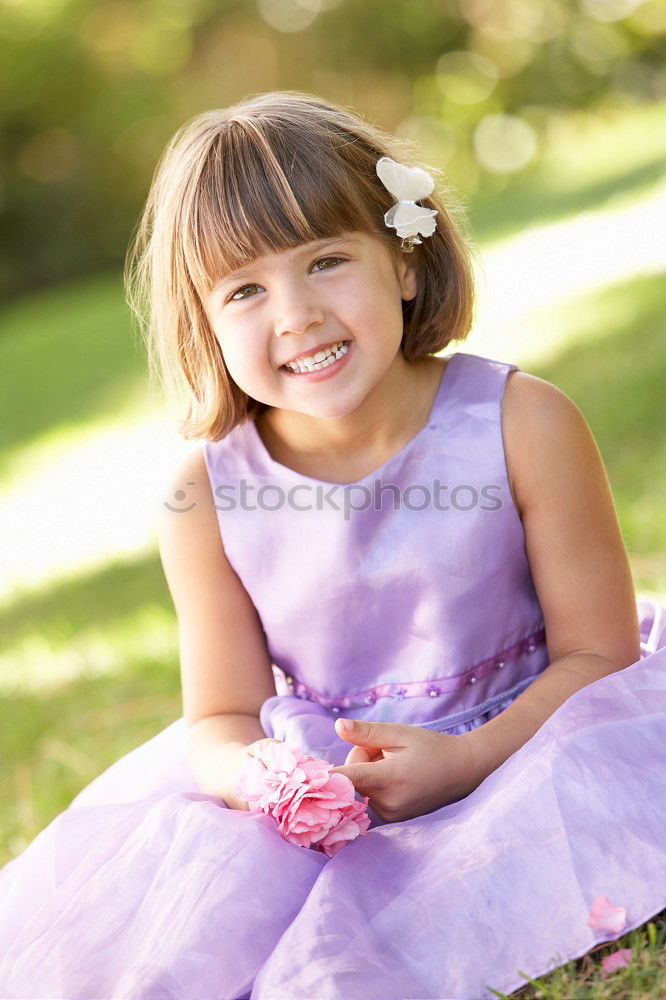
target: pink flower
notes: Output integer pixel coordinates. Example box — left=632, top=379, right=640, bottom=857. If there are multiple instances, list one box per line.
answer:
left=234, top=740, right=370, bottom=857
left=600, top=948, right=632, bottom=977
left=587, top=894, right=627, bottom=934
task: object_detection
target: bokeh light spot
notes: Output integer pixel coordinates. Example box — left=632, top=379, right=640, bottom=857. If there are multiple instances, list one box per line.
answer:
left=473, top=113, right=538, bottom=173
left=257, top=0, right=320, bottom=32
left=436, top=50, right=498, bottom=104
left=77, top=1, right=140, bottom=72
left=17, top=127, right=79, bottom=183
left=628, top=0, right=666, bottom=32
left=579, top=0, right=646, bottom=24
left=570, top=19, right=629, bottom=74
left=468, top=32, right=535, bottom=77
left=395, top=115, right=457, bottom=167
left=458, top=0, right=551, bottom=41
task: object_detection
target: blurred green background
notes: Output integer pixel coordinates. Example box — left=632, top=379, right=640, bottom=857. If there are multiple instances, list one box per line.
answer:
left=1, top=0, right=665, bottom=886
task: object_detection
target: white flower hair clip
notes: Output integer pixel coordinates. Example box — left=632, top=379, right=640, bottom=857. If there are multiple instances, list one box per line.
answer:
left=375, top=156, right=438, bottom=252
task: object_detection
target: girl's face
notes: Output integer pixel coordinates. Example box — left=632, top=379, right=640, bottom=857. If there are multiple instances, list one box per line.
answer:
left=203, top=230, right=418, bottom=421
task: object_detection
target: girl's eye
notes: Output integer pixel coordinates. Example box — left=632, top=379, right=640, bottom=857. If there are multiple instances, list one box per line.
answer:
left=227, top=255, right=345, bottom=303
left=312, top=255, right=344, bottom=272
left=229, top=283, right=260, bottom=302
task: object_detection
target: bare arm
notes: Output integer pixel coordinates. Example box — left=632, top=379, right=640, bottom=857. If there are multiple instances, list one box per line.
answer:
left=157, top=446, right=278, bottom=809
left=186, top=714, right=267, bottom=811
left=465, top=373, right=640, bottom=782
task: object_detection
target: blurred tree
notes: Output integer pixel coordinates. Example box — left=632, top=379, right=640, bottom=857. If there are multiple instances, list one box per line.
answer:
left=0, top=0, right=664, bottom=300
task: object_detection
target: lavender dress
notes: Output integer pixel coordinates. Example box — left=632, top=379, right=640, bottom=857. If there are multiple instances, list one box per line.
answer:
left=1, top=351, right=664, bottom=1000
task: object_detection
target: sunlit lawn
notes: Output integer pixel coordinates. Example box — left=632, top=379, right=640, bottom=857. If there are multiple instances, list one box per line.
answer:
left=467, top=101, right=666, bottom=247
left=1, top=102, right=665, bottom=998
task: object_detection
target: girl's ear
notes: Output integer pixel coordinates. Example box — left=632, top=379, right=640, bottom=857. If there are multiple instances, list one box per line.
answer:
left=396, top=254, right=419, bottom=303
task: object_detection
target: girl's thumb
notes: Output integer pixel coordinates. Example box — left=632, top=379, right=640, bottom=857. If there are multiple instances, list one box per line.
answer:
left=335, top=717, right=398, bottom=748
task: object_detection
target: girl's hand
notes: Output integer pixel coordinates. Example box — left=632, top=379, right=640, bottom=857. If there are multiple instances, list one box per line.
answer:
left=330, top=719, right=482, bottom=824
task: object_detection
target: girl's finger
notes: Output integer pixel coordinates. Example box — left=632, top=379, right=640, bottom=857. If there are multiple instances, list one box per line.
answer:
left=335, top=718, right=406, bottom=749
left=345, top=746, right=371, bottom=767
left=331, top=758, right=392, bottom=794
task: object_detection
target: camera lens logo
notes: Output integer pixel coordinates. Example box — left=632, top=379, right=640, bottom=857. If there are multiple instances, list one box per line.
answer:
left=164, top=481, right=197, bottom=513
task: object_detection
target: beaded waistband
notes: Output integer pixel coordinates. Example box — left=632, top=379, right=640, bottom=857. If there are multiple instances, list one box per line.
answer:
left=271, top=626, right=547, bottom=714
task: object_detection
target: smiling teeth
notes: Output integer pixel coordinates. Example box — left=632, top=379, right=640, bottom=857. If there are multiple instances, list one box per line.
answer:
left=284, top=341, right=349, bottom=373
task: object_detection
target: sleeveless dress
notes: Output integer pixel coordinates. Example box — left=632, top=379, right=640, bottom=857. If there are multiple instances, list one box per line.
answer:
left=0, top=350, right=664, bottom=1000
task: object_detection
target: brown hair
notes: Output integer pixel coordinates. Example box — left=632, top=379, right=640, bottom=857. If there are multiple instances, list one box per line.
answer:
left=125, top=90, right=476, bottom=441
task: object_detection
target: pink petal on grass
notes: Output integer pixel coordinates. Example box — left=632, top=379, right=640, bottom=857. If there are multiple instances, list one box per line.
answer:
left=601, top=949, right=632, bottom=976
left=587, top=894, right=627, bottom=934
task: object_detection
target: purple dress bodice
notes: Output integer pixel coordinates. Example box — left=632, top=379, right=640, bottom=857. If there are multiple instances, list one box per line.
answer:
left=203, top=351, right=550, bottom=755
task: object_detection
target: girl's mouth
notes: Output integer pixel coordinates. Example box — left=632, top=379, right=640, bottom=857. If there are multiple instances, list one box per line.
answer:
left=280, top=340, right=352, bottom=381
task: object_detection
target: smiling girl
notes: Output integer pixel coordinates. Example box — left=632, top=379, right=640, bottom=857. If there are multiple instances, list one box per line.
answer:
left=0, top=90, right=664, bottom=1000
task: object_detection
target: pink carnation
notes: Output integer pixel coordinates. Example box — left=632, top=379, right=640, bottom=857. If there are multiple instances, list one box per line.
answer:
left=600, top=948, right=632, bottom=977
left=587, top=894, right=627, bottom=934
left=234, top=740, right=370, bottom=858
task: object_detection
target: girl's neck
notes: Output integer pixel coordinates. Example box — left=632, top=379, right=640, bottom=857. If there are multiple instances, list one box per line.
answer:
left=254, top=354, right=447, bottom=484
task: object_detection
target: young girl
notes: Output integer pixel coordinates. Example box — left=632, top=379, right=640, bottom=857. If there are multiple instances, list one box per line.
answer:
left=0, top=91, right=664, bottom=1000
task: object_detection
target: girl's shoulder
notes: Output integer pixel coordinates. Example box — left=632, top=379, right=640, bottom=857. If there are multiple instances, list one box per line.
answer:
left=500, top=369, right=582, bottom=518
left=160, top=444, right=210, bottom=518
left=501, top=368, right=584, bottom=461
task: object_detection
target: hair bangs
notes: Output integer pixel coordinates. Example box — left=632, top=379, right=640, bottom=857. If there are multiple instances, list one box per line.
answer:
left=188, top=117, right=377, bottom=298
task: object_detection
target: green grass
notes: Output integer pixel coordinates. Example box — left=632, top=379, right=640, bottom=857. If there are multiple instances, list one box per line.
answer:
left=467, top=101, right=666, bottom=246
left=487, top=914, right=666, bottom=997
left=0, top=269, right=147, bottom=478
left=1, top=102, right=665, bottom=996
left=0, top=554, right=181, bottom=860
left=528, top=271, right=666, bottom=587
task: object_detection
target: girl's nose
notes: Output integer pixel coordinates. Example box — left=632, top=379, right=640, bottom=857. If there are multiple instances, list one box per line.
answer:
left=272, top=287, right=325, bottom=338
